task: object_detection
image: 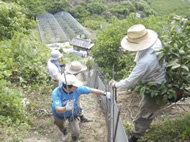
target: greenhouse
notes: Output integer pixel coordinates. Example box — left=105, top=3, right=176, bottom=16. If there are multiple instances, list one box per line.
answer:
left=36, top=12, right=91, bottom=44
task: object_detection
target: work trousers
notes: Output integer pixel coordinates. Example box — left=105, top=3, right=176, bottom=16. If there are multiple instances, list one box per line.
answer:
left=131, top=95, right=163, bottom=138
left=54, top=116, right=80, bottom=137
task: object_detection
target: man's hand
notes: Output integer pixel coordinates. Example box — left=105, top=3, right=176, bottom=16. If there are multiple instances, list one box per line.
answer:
left=60, top=64, right=65, bottom=68
left=65, top=100, right=74, bottom=111
left=109, top=80, right=117, bottom=88
left=104, top=92, right=111, bottom=100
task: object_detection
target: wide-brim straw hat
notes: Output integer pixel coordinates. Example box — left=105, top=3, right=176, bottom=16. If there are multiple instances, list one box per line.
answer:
left=50, top=50, right=63, bottom=60
left=61, top=74, right=83, bottom=87
left=65, top=61, right=87, bottom=75
left=121, top=24, right=158, bottom=52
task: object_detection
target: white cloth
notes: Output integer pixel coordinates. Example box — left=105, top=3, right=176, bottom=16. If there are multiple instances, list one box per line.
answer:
left=47, top=59, right=61, bottom=80
left=116, top=39, right=166, bottom=89
left=65, top=100, right=74, bottom=111
left=105, top=92, right=111, bottom=99
left=134, top=50, right=145, bottom=62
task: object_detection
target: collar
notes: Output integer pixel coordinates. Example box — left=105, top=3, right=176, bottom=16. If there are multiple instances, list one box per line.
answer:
left=61, top=87, right=73, bottom=94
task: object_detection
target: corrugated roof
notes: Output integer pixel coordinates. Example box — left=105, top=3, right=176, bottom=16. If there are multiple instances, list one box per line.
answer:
left=70, top=38, right=92, bottom=49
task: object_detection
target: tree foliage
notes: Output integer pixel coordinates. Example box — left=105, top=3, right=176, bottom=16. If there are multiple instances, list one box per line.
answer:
left=149, top=0, right=190, bottom=18
left=87, top=2, right=105, bottom=14
left=0, top=80, right=29, bottom=124
left=139, top=112, right=190, bottom=141
left=70, top=4, right=90, bottom=21
left=92, top=14, right=168, bottom=80
left=0, top=1, right=36, bottom=40
left=0, top=1, right=50, bottom=126
left=45, top=0, right=70, bottom=14
left=158, top=16, right=190, bottom=99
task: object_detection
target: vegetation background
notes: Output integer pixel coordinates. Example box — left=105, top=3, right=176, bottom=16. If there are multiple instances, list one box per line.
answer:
left=0, top=0, right=189, bottom=141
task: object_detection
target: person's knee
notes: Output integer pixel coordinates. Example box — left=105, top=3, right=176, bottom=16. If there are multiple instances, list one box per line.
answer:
left=70, top=120, right=80, bottom=136
left=72, top=131, right=80, bottom=136
left=72, top=127, right=80, bottom=136
left=54, top=117, right=64, bottom=131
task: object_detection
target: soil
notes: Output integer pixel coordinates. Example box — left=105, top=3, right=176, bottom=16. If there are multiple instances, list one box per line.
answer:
left=23, top=73, right=190, bottom=142
left=116, top=90, right=190, bottom=122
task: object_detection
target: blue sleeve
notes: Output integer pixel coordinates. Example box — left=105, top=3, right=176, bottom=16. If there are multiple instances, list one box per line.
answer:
left=52, top=89, right=62, bottom=107
left=77, top=86, right=91, bottom=95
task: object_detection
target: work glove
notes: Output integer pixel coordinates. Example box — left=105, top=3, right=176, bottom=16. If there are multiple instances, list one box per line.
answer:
left=65, top=100, right=74, bottom=111
left=109, top=80, right=117, bottom=88
left=104, top=92, right=111, bottom=100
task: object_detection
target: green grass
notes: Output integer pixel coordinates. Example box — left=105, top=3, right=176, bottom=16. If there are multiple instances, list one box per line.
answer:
left=139, top=112, right=190, bottom=142
left=149, top=0, right=190, bottom=17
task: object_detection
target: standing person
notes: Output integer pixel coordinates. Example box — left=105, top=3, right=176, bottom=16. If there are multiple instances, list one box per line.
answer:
left=52, top=74, right=110, bottom=142
left=110, top=24, right=167, bottom=142
left=65, top=61, right=87, bottom=76
left=65, top=61, right=92, bottom=123
left=47, top=50, right=65, bottom=87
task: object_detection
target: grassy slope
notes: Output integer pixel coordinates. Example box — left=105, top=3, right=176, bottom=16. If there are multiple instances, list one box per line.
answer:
left=149, top=0, right=190, bottom=17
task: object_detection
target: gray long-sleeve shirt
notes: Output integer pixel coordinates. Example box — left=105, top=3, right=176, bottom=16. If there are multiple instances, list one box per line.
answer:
left=116, top=39, right=166, bottom=89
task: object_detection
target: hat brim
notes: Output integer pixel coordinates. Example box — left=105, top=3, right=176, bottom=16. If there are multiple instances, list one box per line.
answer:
left=71, top=80, right=83, bottom=87
left=61, top=74, right=83, bottom=87
left=65, top=64, right=87, bottom=75
left=121, top=29, right=158, bottom=52
left=50, top=54, right=63, bottom=60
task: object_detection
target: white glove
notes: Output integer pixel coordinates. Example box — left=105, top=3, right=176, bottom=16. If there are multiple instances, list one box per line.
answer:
left=65, top=100, right=74, bottom=111
left=104, top=92, right=111, bottom=100
left=109, top=80, right=117, bottom=88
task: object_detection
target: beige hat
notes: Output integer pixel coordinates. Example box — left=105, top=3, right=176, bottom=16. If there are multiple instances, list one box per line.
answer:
left=65, top=61, right=87, bottom=75
left=61, top=74, right=83, bottom=87
left=121, top=24, right=158, bottom=51
left=50, top=50, right=63, bottom=60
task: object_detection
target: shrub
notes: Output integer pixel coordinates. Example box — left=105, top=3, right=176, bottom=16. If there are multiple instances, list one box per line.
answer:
left=139, top=112, right=190, bottom=141
left=0, top=32, right=50, bottom=87
left=0, top=80, right=29, bottom=124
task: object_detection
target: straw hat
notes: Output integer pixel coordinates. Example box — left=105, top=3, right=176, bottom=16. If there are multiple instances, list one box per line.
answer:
left=50, top=50, right=63, bottom=60
left=65, top=61, right=87, bottom=75
left=121, top=24, right=158, bottom=51
left=61, top=74, right=83, bottom=87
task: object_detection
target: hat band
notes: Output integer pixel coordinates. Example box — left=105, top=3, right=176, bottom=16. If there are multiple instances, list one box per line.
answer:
left=127, top=31, right=148, bottom=44
left=71, top=67, right=81, bottom=71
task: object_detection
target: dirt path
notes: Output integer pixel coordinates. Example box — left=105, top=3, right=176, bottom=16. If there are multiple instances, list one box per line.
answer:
left=79, top=92, right=107, bottom=142
left=77, top=73, right=107, bottom=142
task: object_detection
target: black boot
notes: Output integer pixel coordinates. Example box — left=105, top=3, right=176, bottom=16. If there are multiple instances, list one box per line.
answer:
left=79, top=115, right=92, bottom=123
left=62, top=128, right=67, bottom=135
left=129, top=136, right=138, bottom=142
left=72, top=136, right=79, bottom=142
left=61, top=128, right=68, bottom=142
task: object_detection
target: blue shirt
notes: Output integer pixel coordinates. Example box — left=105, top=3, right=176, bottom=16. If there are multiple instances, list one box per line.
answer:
left=52, top=86, right=91, bottom=119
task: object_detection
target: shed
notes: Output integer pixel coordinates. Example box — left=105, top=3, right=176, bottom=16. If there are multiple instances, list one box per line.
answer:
left=69, top=38, right=94, bottom=55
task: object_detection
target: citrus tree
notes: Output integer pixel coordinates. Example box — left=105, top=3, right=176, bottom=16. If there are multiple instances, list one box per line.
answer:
left=159, top=16, right=190, bottom=101
left=92, top=14, right=168, bottom=80
left=0, top=1, right=36, bottom=40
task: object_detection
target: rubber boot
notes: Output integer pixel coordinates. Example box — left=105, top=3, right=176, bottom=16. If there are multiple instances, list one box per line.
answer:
left=79, top=115, right=92, bottom=123
left=129, top=136, right=138, bottom=142
left=72, top=136, right=80, bottom=142
left=62, top=128, right=68, bottom=142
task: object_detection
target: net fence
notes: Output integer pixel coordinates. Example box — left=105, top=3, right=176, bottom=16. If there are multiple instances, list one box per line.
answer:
left=84, top=67, right=128, bottom=142
left=36, top=12, right=91, bottom=44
